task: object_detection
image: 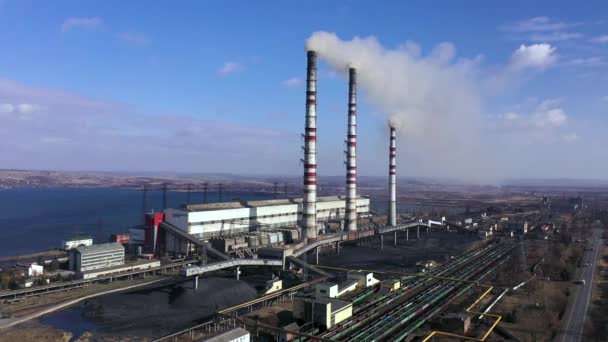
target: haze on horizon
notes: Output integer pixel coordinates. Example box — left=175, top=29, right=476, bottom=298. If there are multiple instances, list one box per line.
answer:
left=1, top=1, right=607, bottom=183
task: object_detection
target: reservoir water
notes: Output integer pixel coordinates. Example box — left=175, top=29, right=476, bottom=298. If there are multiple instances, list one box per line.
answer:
left=0, top=188, right=272, bottom=258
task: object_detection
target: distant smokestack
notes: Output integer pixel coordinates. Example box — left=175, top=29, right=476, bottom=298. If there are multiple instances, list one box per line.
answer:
left=388, top=126, right=397, bottom=226
left=302, top=50, right=318, bottom=240
left=345, top=67, right=357, bottom=232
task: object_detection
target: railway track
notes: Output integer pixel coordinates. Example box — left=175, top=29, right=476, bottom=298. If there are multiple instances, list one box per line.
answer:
left=318, top=241, right=515, bottom=341
left=366, top=244, right=514, bottom=341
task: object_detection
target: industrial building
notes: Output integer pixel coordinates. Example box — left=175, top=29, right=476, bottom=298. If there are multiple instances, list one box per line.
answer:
left=62, top=237, right=93, bottom=250
left=203, top=327, right=250, bottom=342
left=163, top=196, right=370, bottom=239
left=293, top=296, right=353, bottom=329
left=315, top=280, right=358, bottom=298
left=347, top=272, right=379, bottom=288
left=80, top=259, right=160, bottom=280
left=16, top=263, right=44, bottom=277
left=68, top=242, right=125, bottom=273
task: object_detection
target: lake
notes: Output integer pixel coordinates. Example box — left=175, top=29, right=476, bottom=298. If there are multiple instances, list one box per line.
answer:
left=0, top=188, right=272, bottom=258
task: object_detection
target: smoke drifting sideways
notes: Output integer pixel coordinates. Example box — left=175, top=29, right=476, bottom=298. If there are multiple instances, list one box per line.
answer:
left=306, top=31, right=491, bottom=182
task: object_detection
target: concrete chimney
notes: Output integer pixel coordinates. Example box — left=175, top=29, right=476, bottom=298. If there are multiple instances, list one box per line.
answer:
left=302, top=50, right=318, bottom=240
left=388, top=125, right=397, bottom=226
left=345, top=67, right=357, bottom=232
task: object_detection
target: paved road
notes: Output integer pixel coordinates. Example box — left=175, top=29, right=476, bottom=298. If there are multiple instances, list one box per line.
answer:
left=560, top=224, right=603, bottom=342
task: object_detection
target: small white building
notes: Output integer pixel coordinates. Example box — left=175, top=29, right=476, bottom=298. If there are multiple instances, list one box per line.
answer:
left=316, top=280, right=358, bottom=299
left=478, top=229, right=493, bottom=239
left=263, top=279, right=283, bottom=295
left=204, top=327, right=250, bottom=342
left=16, top=263, right=44, bottom=277
left=347, top=272, right=379, bottom=288
left=62, top=238, right=93, bottom=250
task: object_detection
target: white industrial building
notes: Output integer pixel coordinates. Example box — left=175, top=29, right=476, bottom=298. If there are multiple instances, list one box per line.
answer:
left=62, top=237, right=93, bottom=250
left=293, top=296, right=353, bottom=329
left=163, top=196, right=370, bottom=239
left=16, top=263, right=44, bottom=277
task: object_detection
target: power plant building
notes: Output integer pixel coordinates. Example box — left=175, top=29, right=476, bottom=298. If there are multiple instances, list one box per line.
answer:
left=163, top=196, right=370, bottom=239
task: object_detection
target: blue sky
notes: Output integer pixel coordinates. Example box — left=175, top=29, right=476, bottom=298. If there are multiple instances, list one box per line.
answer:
left=0, top=1, right=607, bottom=181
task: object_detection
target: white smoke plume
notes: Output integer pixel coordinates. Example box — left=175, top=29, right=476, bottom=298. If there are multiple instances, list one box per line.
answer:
left=306, top=31, right=487, bottom=180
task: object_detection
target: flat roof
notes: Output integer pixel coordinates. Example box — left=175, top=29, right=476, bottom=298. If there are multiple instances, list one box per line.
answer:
left=246, top=198, right=294, bottom=207
left=186, top=201, right=245, bottom=212
left=64, top=237, right=93, bottom=241
left=185, top=195, right=369, bottom=213
left=75, top=242, right=124, bottom=255
left=338, top=279, right=358, bottom=292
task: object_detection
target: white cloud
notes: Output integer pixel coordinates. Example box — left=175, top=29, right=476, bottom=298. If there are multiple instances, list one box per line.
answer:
left=61, top=17, right=103, bottom=32
left=602, top=95, right=608, bottom=102
left=16, top=103, right=37, bottom=114
left=537, top=98, right=562, bottom=111
left=497, top=98, right=568, bottom=130
left=0, top=103, right=39, bottom=114
left=116, top=32, right=151, bottom=46
left=565, top=57, right=604, bottom=67
left=218, top=62, right=243, bottom=76
left=502, top=17, right=574, bottom=32
left=563, top=133, right=579, bottom=142
left=530, top=32, right=582, bottom=42
left=0, top=103, right=14, bottom=113
left=282, top=77, right=303, bottom=87
left=509, top=44, right=557, bottom=70
left=0, top=78, right=298, bottom=174
left=501, top=17, right=581, bottom=43
left=532, top=108, right=567, bottom=128
left=41, top=137, right=72, bottom=144
left=590, top=35, right=608, bottom=44
left=429, top=42, right=456, bottom=65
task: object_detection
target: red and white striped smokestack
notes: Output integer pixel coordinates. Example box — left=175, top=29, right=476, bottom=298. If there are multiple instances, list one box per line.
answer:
left=302, top=50, right=318, bottom=240
left=345, top=67, right=357, bottom=232
left=388, top=125, right=397, bottom=226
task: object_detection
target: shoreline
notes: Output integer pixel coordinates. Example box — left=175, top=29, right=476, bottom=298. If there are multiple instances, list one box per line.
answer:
left=0, top=277, right=170, bottom=330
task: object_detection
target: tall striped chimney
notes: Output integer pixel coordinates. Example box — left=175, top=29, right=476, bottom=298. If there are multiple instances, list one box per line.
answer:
left=302, top=50, right=318, bottom=240
left=345, top=67, right=357, bottom=232
left=388, top=125, right=397, bottom=226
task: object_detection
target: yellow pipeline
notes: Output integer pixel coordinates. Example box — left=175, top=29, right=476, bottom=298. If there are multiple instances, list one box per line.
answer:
left=422, top=286, right=501, bottom=341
